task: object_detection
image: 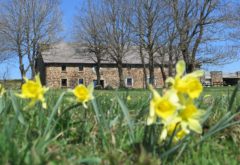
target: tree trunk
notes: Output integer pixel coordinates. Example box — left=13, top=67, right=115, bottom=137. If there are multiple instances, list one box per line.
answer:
left=148, top=51, right=155, bottom=86
left=160, top=64, right=167, bottom=87
left=117, top=61, right=125, bottom=88
left=95, top=59, right=101, bottom=87
left=17, top=45, right=25, bottom=83
left=168, top=57, right=173, bottom=77
left=19, top=61, right=25, bottom=82
left=168, top=41, right=173, bottom=77
left=139, top=45, right=147, bottom=88
left=31, top=62, right=36, bottom=78
left=186, top=63, right=194, bottom=73
left=180, top=42, right=194, bottom=73
left=30, top=43, right=37, bottom=78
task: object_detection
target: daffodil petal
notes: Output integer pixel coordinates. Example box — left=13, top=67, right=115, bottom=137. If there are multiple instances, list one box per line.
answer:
left=87, top=82, right=94, bottom=94
left=188, top=119, right=202, bottom=134
left=147, top=115, right=156, bottom=125
left=185, top=70, right=204, bottom=78
left=148, top=85, right=161, bottom=100
left=23, top=76, right=28, bottom=82
left=176, top=60, right=185, bottom=77
left=42, top=102, right=47, bottom=109
left=35, top=74, right=42, bottom=86
left=82, top=102, right=88, bottom=109
left=180, top=122, right=190, bottom=134
left=149, top=101, right=155, bottom=117
left=160, top=128, right=168, bottom=141
left=165, top=90, right=179, bottom=104
left=166, top=77, right=175, bottom=85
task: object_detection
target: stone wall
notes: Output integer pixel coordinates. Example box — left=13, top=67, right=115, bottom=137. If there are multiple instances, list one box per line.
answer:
left=45, top=65, right=165, bottom=88
left=210, top=71, right=223, bottom=86
left=35, top=56, right=46, bottom=85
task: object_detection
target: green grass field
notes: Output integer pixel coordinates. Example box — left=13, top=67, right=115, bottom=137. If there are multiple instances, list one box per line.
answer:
left=0, top=87, right=240, bottom=164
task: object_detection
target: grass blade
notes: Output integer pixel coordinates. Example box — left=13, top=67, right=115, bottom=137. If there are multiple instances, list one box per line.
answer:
left=227, top=84, right=239, bottom=112
left=116, top=95, right=134, bottom=143
left=43, top=92, right=65, bottom=136
left=10, top=91, right=26, bottom=125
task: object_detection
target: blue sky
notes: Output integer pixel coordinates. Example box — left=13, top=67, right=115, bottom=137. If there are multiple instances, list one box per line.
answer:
left=0, top=0, right=239, bottom=79
left=60, top=0, right=83, bottom=41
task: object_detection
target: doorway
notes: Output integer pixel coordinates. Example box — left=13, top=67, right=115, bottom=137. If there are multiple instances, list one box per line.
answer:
left=93, top=80, right=104, bottom=88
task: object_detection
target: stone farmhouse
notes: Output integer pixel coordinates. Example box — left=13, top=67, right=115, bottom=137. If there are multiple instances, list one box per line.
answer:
left=36, top=42, right=167, bottom=89
left=36, top=42, right=240, bottom=89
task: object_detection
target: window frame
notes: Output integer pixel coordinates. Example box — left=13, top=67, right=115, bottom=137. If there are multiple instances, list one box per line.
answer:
left=61, top=65, right=66, bottom=72
left=147, top=76, right=157, bottom=86
left=79, top=65, right=84, bottom=72
left=78, top=78, right=84, bottom=85
left=125, top=77, right=133, bottom=87
left=61, top=78, right=68, bottom=87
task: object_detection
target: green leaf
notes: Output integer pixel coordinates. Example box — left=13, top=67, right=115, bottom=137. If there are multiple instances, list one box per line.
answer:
left=110, top=115, right=119, bottom=128
left=0, top=97, right=4, bottom=114
left=116, top=95, right=134, bottom=142
left=78, top=157, right=101, bottom=164
left=227, top=84, right=239, bottom=112
left=43, top=92, right=66, bottom=136
left=10, top=91, right=26, bottom=125
left=91, top=98, right=108, bottom=149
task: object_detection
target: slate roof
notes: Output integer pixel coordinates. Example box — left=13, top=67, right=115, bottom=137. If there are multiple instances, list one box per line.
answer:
left=40, top=42, right=168, bottom=65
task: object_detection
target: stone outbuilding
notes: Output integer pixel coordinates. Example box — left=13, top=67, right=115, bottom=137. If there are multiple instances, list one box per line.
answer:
left=202, top=71, right=240, bottom=86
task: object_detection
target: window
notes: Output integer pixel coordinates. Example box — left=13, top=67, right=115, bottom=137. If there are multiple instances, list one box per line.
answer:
left=61, top=79, right=67, bottom=87
left=79, top=78, right=84, bottom=84
left=147, top=76, right=156, bottom=85
left=79, top=65, right=83, bottom=71
left=147, top=77, right=151, bottom=84
left=92, top=66, right=96, bottom=73
left=61, top=65, right=66, bottom=72
left=126, top=78, right=133, bottom=87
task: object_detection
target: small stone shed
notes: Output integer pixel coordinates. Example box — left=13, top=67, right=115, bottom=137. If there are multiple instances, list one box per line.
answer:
left=202, top=71, right=240, bottom=86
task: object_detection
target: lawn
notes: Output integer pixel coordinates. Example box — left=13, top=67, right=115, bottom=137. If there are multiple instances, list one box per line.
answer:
left=0, top=86, right=240, bottom=164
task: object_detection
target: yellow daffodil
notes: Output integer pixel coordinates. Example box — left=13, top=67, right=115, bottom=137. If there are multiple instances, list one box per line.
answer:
left=147, top=85, right=180, bottom=125
left=160, top=119, right=187, bottom=142
left=179, top=102, right=205, bottom=134
left=0, top=84, right=5, bottom=97
left=203, top=94, right=211, bottom=99
left=127, top=95, right=131, bottom=101
left=147, top=60, right=205, bottom=143
left=166, top=60, right=204, bottom=99
left=17, top=74, right=48, bottom=109
left=72, top=83, right=94, bottom=108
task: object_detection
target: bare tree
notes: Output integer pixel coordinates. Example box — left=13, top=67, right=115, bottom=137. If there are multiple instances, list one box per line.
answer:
left=74, top=0, right=106, bottom=87
left=0, top=0, right=26, bottom=80
left=0, top=2, right=9, bottom=63
left=155, top=2, right=181, bottom=79
left=101, top=0, right=133, bottom=88
left=0, top=34, right=11, bottom=63
left=132, top=0, right=166, bottom=86
left=132, top=0, right=147, bottom=88
left=169, top=0, right=233, bottom=73
left=164, top=17, right=179, bottom=77
left=0, top=0, right=61, bottom=80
